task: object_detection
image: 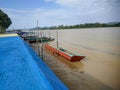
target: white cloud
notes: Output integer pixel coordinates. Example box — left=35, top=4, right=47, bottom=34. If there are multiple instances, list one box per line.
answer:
left=1, top=0, right=120, bottom=29
left=44, top=0, right=96, bottom=9
left=55, top=0, right=80, bottom=7
left=1, top=8, right=76, bottom=29
left=44, top=0, right=54, bottom=2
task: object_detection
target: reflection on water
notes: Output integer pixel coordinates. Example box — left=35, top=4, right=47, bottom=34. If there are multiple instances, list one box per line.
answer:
left=35, top=27, right=120, bottom=89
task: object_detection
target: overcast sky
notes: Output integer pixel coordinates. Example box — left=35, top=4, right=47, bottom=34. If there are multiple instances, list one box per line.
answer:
left=0, top=0, right=120, bottom=29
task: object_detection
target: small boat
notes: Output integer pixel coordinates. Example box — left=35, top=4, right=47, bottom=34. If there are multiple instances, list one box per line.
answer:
left=26, top=37, right=55, bottom=43
left=18, top=32, right=38, bottom=39
left=18, top=31, right=54, bottom=43
left=45, top=44, right=85, bottom=62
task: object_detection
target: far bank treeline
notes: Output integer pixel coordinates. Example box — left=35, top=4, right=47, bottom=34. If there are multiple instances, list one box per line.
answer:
left=32, top=22, right=120, bottom=30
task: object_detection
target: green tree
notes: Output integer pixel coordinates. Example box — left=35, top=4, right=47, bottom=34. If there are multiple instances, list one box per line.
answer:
left=0, top=9, right=12, bottom=33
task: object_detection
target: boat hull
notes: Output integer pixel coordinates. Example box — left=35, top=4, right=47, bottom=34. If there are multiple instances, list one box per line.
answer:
left=45, top=44, right=85, bottom=62
left=25, top=37, right=55, bottom=43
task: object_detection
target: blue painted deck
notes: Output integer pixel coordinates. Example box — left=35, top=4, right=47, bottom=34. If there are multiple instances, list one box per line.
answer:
left=0, top=36, right=68, bottom=90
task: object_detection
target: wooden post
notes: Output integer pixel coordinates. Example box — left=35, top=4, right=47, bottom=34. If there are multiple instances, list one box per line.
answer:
left=56, top=29, right=59, bottom=55
left=40, top=31, right=43, bottom=60
left=37, top=20, right=40, bottom=56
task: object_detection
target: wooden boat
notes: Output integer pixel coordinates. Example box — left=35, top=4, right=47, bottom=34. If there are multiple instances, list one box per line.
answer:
left=18, top=31, right=39, bottom=40
left=45, top=44, right=85, bottom=62
left=26, top=37, right=55, bottom=43
left=18, top=32, right=54, bottom=43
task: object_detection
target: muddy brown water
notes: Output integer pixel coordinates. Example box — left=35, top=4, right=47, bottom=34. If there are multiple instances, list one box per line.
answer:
left=29, top=27, right=120, bottom=90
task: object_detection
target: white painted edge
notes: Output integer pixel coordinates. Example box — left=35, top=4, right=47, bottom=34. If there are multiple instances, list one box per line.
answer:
left=0, top=34, right=18, bottom=37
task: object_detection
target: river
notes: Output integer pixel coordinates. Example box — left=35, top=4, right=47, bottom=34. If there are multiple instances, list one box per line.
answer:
left=34, top=27, right=120, bottom=89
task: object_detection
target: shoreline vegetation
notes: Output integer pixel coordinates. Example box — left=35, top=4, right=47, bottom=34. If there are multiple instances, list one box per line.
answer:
left=31, top=22, right=120, bottom=30
left=10, top=22, right=120, bottom=31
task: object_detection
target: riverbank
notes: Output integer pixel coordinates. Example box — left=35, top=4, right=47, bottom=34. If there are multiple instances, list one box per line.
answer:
left=30, top=43, right=120, bottom=90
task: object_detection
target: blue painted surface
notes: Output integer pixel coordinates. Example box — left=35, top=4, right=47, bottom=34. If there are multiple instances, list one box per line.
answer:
left=0, top=36, right=68, bottom=90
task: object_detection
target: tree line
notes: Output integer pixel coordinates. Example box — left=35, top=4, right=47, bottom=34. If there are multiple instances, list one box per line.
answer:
left=32, top=22, right=120, bottom=30
left=1, top=9, right=119, bottom=32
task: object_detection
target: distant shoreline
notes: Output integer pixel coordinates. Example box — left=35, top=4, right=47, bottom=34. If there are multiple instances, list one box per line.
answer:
left=31, top=22, right=120, bottom=30
left=8, top=22, right=120, bottom=31
left=40, top=26, right=120, bottom=30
